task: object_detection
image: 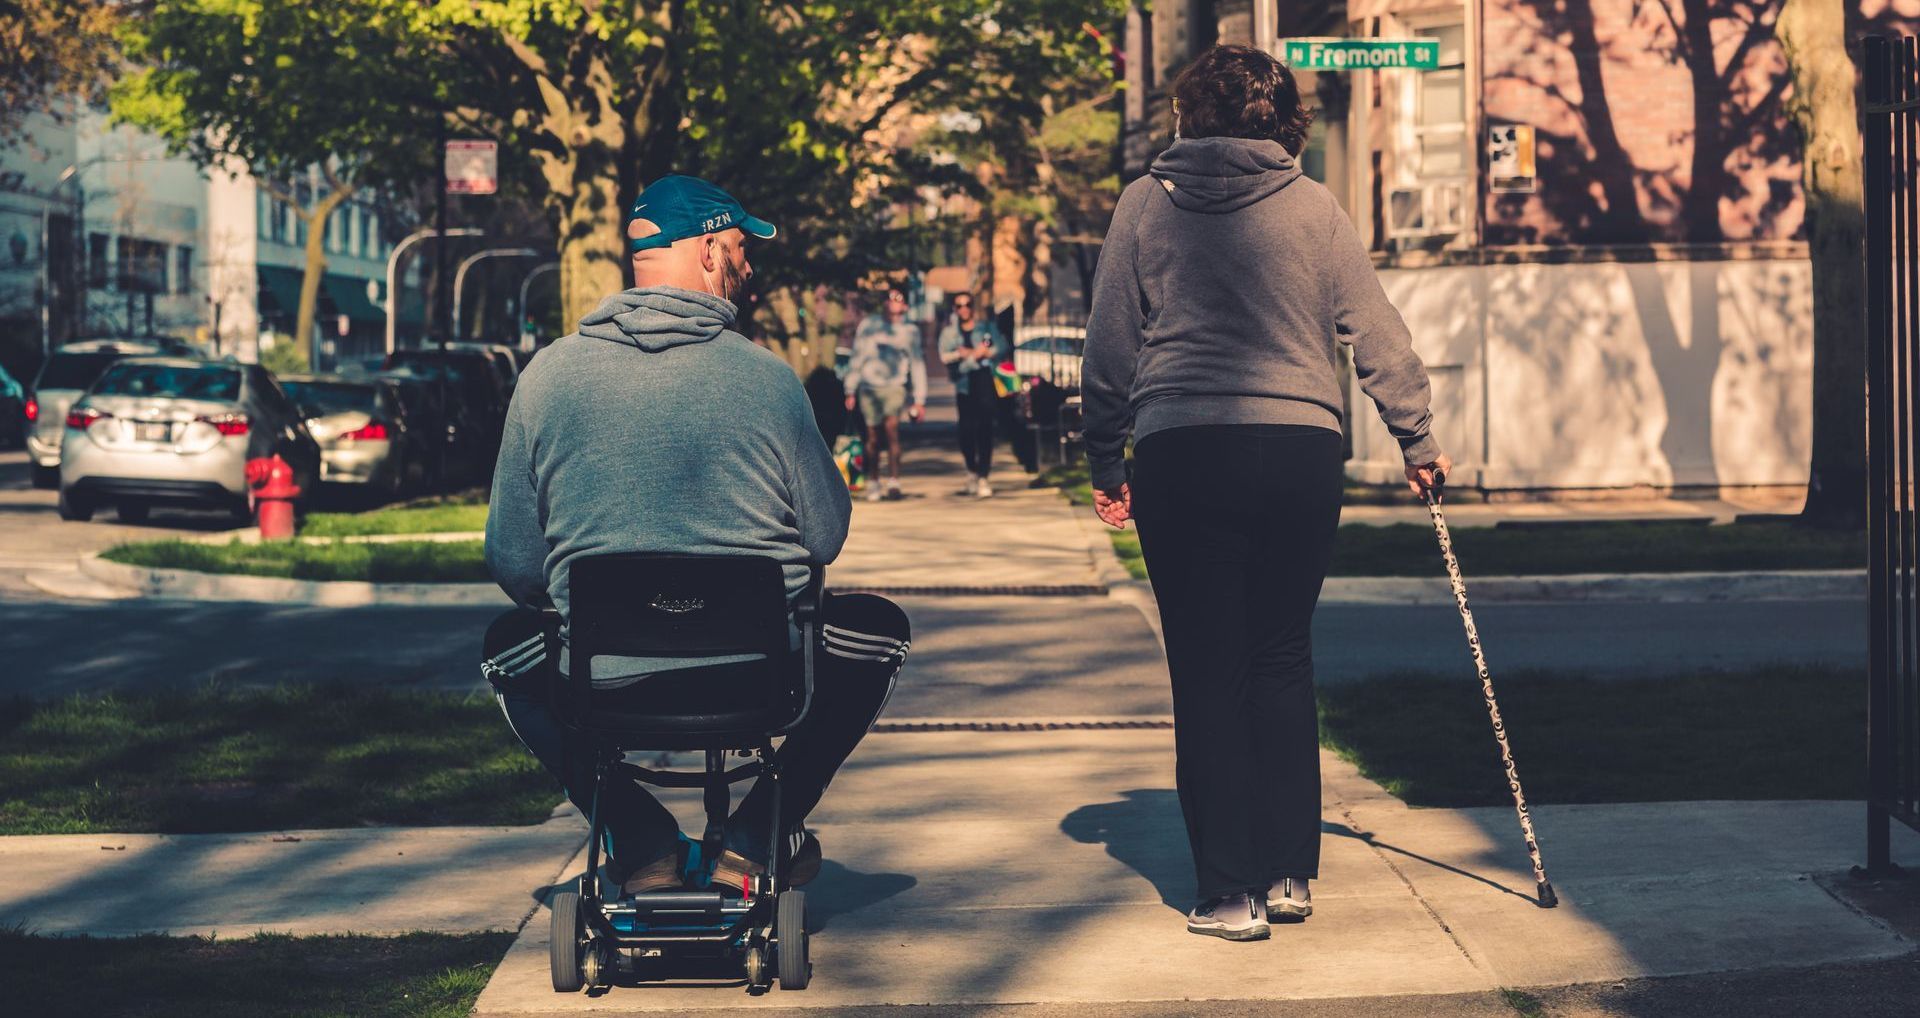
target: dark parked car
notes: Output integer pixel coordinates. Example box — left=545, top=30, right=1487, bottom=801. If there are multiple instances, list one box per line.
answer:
left=385, top=348, right=509, bottom=442
left=0, top=362, right=26, bottom=449
left=375, top=370, right=489, bottom=489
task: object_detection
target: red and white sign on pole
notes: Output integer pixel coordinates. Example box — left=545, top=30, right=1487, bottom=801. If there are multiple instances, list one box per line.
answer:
left=444, top=140, right=498, bottom=195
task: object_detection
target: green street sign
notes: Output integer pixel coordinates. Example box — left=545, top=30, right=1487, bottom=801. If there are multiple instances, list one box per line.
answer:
left=1282, top=37, right=1441, bottom=71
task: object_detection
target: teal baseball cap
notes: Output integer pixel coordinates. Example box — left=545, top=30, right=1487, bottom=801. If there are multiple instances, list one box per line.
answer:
left=627, top=174, right=778, bottom=252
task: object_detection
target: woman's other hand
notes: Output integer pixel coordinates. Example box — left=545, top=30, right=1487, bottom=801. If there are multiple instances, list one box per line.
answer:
left=1405, top=453, right=1453, bottom=497
left=1094, top=483, right=1132, bottom=529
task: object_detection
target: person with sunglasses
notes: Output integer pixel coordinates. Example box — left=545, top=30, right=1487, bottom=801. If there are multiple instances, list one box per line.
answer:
left=935, top=292, right=1011, bottom=497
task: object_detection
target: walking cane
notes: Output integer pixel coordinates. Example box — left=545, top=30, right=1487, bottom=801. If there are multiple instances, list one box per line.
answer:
left=1422, top=474, right=1559, bottom=909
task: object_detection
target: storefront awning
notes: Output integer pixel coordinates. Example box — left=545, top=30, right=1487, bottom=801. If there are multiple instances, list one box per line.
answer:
left=321, top=272, right=384, bottom=324
left=257, top=265, right=304, bottom=316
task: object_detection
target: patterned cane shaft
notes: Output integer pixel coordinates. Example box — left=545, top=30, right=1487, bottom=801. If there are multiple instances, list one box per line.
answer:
left=1426, top=497, right=1550, bottom=888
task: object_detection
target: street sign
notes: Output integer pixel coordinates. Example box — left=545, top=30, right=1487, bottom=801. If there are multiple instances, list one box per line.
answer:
left=444, top=140, right=498, bottom=195
left=1282, top=37, right=1441, bottom=71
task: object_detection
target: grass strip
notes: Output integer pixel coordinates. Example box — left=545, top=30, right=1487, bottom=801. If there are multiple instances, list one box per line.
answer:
left=1035, top=464, right=1861, bottom=578
left=1317, top=665, right=1863, bottom=807
left=0, top=685, right=560, bottom=835
left=101, top=538, right=490, bottom=584
left=300, top=502, right=489, bottom=537
left=0, top=930, right=511, bottom=1018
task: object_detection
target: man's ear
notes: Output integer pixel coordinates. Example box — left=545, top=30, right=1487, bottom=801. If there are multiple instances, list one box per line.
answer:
left=699, top=234, right=722, bottom=272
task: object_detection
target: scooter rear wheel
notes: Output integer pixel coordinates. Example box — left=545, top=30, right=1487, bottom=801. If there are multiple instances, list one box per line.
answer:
left=550, top=891, right=586, bottom=992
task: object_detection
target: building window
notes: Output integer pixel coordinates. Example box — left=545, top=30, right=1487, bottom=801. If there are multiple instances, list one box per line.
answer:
left=1415, top=25, right=1468, bottom=179
left=1387, top=22, right=1469, bottom=241
left=88, top=233, right=110, bottom=287
left=117, top=236, right=168, bottom=293
left=176, top=246, right=194, bottom=295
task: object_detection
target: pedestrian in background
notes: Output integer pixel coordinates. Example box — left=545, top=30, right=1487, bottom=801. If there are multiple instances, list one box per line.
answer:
left=844, top=288, right=927, bottom=501
left=936, top=292, right=1011, bottom=497
left=1081, top=44, right=1451, bottom=943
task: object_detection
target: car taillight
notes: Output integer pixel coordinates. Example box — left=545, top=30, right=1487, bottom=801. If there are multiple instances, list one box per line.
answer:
left=65, top=407, right=107, bottom=429
left=197, top=414, right=250, bottom=436
left=340, top=420, right=389, bottom=442
left=23, top=398, right=37, bottom=422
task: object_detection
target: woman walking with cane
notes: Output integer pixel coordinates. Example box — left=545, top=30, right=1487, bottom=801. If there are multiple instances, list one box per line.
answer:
left=1082, top=45, right=1450, bottom=942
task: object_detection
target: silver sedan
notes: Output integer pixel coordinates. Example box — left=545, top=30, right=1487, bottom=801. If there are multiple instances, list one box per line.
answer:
left=58, top=357, right=319, bottom=523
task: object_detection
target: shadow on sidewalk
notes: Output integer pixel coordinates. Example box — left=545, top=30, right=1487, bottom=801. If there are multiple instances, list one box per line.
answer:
left=1063, top=788, right=1529, bottom=909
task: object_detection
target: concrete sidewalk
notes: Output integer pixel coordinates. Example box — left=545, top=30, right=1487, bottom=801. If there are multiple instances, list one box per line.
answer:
left=3, top=383, right=1907, bottom=1016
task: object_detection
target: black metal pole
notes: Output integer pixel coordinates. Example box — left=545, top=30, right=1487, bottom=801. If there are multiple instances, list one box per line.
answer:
left=434, top=132, right=449, bottom=348
left=1863, top=34, right=1894, bottom=876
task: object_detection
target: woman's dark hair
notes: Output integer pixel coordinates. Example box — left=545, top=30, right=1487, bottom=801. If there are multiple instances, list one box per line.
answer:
left=1171, top=44, right=1315, bottom=155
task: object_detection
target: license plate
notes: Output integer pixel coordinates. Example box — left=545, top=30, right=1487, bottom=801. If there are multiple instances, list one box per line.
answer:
left=135, top=422, right=172, bottom=442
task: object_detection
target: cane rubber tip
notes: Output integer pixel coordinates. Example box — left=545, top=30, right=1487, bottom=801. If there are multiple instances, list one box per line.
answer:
left=1537, top=881, right=1559, bottom=909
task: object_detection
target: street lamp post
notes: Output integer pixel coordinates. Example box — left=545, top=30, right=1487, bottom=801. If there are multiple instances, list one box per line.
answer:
left=516, top=262, right=559, bottom=351
left=449, top=247, right=541, bottom=346
left=38, top=165, right=81, bottom=357
left=384, top=227, right=482, bottom=356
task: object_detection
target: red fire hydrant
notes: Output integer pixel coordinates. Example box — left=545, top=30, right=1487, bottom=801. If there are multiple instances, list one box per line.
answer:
left=245, top=454, right=301, bottom=540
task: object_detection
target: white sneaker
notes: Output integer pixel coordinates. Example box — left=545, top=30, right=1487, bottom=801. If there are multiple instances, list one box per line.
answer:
left=886, top=480, right=903, bottom=500
left=976, top=478, right=994, bottom=498
left=1186, top=893, right=1269, bottom=941
left=1266, top=878, right=1312, bottom=920
left=864, top=486, right=884, bottom=502
left=962, top=474, right=979, bottom=496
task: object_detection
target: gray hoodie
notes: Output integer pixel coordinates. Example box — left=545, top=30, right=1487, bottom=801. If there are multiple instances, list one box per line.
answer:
left=485, top=288, right=851, bottom=644
left=1081, top=136, right=1440, bottom=491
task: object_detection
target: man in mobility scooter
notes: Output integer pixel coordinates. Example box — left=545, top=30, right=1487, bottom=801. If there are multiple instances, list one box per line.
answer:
left=481, top=175, right=911, bottom=992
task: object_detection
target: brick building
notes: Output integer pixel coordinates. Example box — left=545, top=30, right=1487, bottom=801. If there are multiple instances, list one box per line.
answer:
left=1119, top=0, right=1919, bottom=494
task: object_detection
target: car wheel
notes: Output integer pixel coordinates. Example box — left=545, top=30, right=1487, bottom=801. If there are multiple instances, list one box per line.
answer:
left=57, top=490, right=93, bottom=522
left=31, top=464, right=59, bottom=490
left=117, top=501, right=150, bottom=524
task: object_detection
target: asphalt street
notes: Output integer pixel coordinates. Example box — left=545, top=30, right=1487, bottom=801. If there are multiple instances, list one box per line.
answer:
left=0, top=447, right=1865, bottom=704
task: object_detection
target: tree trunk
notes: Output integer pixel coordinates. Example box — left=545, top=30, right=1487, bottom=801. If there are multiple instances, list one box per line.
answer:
left=293, top=187, right=352, bottom=372
left=1779, top=0, right=1867, bottom=529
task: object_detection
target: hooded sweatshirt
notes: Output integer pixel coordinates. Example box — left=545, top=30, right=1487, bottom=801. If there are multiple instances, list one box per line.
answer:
left=485, top=287, right=851, bottom=683
left=1081, top=136, right=1441, bottom=491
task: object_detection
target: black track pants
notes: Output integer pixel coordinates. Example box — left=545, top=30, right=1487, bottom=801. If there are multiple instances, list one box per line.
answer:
left=496, top=593, right=909, bottom=874
left=956, top=374, right=998, bottom=478
left=1129, top=423, right=1344, bottom=900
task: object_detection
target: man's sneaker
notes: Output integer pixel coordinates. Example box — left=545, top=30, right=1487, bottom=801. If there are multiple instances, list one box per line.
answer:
left=976, top=478, right=994, bottom=498
left=865, top=485, right=885, bottom=502
left=1267, top=878, right=1312, bottom=920
left=885, top=480, right=903, bottom=500
left=1186, top=893, right=1269, bottom=941
left=709, top=831, right=823, bottom=895
left=962, top=474, right=980, bottom=496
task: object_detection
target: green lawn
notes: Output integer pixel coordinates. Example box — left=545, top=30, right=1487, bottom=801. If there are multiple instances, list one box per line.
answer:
left=0, top=686, right=560, bottom=835
left=1036, top=464, right=1862, bottom=579
left=0, top=930, right=510, bottom=1018
left=1317, top=666, right=1864, bottom=807
left=300, top=502, right=488, bottom=537
left=102, top=538, right=490, bottom=583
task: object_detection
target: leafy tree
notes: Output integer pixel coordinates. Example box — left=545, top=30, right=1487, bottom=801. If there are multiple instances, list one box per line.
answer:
left=1779, top=0, right=1866, bottom=529
left=112, top=0, right=453, bottom=367
left=0, top=0, right=122, bottom=142
left=420, top=1, right=1123, bottom=335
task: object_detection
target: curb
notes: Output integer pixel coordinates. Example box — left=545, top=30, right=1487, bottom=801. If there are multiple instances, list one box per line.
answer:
left=77, top=552, right=511, bottom=607
left=1317, top=568, right=1866, bottom=604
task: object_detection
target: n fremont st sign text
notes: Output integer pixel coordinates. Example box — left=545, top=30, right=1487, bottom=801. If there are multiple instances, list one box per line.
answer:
left=1281, top=37, right=1441, bottom=71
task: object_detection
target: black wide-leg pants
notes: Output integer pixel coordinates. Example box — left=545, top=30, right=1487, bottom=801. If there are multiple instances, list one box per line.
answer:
left=1129, top=423, right=1344, bottom=900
